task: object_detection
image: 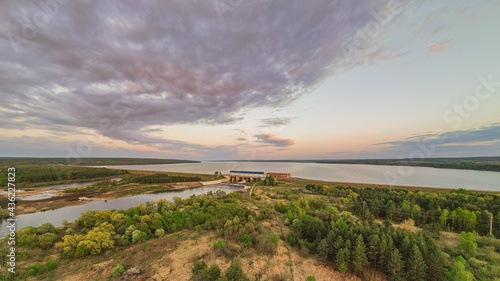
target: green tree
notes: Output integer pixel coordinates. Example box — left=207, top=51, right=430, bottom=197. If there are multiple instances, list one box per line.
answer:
left=446, top=256, right=475, bottom=281
left=458, top=231, right=477, bottom=258
left=352, top=235, right=369, bottom=275
left=77, top=222, right=115, bottom=255
left=407, top=245, right=427, bottom=281
left=38, top=233, right=58, bottom=249
left=191, top=260, right=222, bottom=281
left=317, top=239, right=328, bottom=261
left=224, top=260, right=249, bottom=281
left=386, top=248, right=404, bottom=281
left=427, top=252, right=446, bottom=281
left=335, top=247, right=349, bottom=272
left=367, top=234, right=380, bottom=265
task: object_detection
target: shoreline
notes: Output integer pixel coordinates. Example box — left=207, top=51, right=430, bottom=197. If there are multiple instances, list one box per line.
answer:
left=10, top=170, right=499, bottom=217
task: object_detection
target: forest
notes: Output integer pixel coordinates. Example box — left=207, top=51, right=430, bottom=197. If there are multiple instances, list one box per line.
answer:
left=1, top=181, right=499, bottom=280
left=0, top=157, right=199, bottom=167
left=0, top=166, right=129, bottom=188
left=234, top=156, right=500, bottom=172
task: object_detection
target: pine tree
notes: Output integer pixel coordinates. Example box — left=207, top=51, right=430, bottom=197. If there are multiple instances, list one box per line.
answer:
left=407, top=245, right=427, bottom=281
left=352, top=235, right=369, bottom=276
left=378, top=236, right=388, bottom=269
left=367, top=234, right=380, bottom=266
left=427, top=252, right=446, bottom=281
left=335, top=247, right=350, bottom=272
left=386, top=248, right=404, bottom=281
left=317, top=239, right=328, bottom=261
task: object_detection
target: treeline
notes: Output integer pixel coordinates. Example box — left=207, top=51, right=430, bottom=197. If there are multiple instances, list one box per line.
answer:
left=0, top=157, right=199, bottom=167
left=131, top=173, right=201, bottom=184
left=275, top=196, right=469, bottom=280
left=418, top=162, right=500, bottom=172
left=0, top=166, right=129, bottom=186
left=305, top=184, right=500, bottom=237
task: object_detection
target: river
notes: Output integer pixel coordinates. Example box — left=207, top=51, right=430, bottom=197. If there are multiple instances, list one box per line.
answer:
left=0, top=183, right=243, bottom=236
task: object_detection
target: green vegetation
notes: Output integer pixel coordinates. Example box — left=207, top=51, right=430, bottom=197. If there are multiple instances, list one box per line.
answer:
left=110, top=264, right=125, bottom=278
left=191, top=259, right=249, bottom=281
left=0, top=157, right=199, bottom=167
left=132, top=173, right=202, bottom=184
left=3, top=178, right=500, bottom=280
left=2, top=166, right=128, bottom=186
left=304, top=184, right=500, bottom=237
left=230, top=156, right=500, bottom=172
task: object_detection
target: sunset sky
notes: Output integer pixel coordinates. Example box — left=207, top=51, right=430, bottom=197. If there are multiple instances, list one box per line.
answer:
left=1, top=0, right=499, bottom=160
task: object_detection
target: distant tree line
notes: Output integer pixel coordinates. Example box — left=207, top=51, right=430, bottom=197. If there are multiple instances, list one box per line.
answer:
left=0, top=157, right=199, bottom=167
left=0, top=166, right=128, bottom=186
left=131, top=173, right=201, bottom=184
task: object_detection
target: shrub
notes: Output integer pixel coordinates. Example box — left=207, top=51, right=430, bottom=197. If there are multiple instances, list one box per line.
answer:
left=38, top=233, right=58, bottom=249
left=306, top=276, right=316, bottom=281
left=132, top=230, right=148, bottom=243
left=225, top=260, right=249, bottom=281
left=46, top=260, right=57, bottom=270
left=191, top=260, right=222, bottom=281
left=155, top=228, right=165, bottom=238
left=111, top=264, right=125, bottom=278
left=27, top=268, right=35, bottom=277
left=240, top=233, right=252, bottom=246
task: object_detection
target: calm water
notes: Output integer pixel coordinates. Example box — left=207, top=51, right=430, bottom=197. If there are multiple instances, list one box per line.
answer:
left=0, top=184, right=242, bottom=236
left=98, top=162, right=500, bottom=191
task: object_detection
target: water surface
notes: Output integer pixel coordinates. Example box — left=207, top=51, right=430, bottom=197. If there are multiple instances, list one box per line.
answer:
left=98, top=162, right=500, bottom=191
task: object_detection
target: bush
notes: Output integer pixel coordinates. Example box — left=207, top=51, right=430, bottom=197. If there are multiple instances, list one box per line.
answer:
left=38, top=233, right=58, bottom=249
left=132, top=230, right=148, bottom=243
left=46, top=260, right=57, bottom=270
left=306, top=276, right=316, bottom=281
left=225, top=260, right=249, bottom=281
left=191, top=260, right=222, bottom=281
left=240, top=233, right=252, bottom=246
left=27, top=268, right=35, bottom=277
left=212, top=239, right=240, bottom=259
left=155, top=228, right=165, bottom=238
left=111, top=264, right=125, bottom=278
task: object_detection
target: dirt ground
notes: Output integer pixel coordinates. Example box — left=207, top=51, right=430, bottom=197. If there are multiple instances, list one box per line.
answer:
left=47, top=228, right=385, bottom=281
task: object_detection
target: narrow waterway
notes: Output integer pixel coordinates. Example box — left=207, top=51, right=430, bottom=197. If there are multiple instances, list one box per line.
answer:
left=0, top=183, right=243, bottom=236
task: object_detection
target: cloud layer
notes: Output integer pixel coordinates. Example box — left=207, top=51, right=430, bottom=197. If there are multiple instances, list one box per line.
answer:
left=255, top=133, right=295, bottom=147
left=0, top=0, right=396, bottom=154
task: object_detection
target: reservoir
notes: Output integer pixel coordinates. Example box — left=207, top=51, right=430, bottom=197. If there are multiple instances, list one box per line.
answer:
left=99, top=162, right=500, bottom=192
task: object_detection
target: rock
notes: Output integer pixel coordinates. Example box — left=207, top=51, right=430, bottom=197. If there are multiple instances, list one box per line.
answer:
left=125, top=267, right=141, bottom=275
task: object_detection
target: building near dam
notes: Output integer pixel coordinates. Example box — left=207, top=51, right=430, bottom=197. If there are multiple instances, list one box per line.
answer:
left=265, top=172, right=291, bottom=179
left=228, top=170, right=291, bottom=183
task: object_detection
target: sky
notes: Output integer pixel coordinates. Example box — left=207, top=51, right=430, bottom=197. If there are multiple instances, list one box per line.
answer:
left=0, top=0, right=499, bottom=161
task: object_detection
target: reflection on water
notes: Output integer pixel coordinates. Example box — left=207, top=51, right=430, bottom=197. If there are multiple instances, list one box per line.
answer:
left=0, top=184, right=242, bottom=236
